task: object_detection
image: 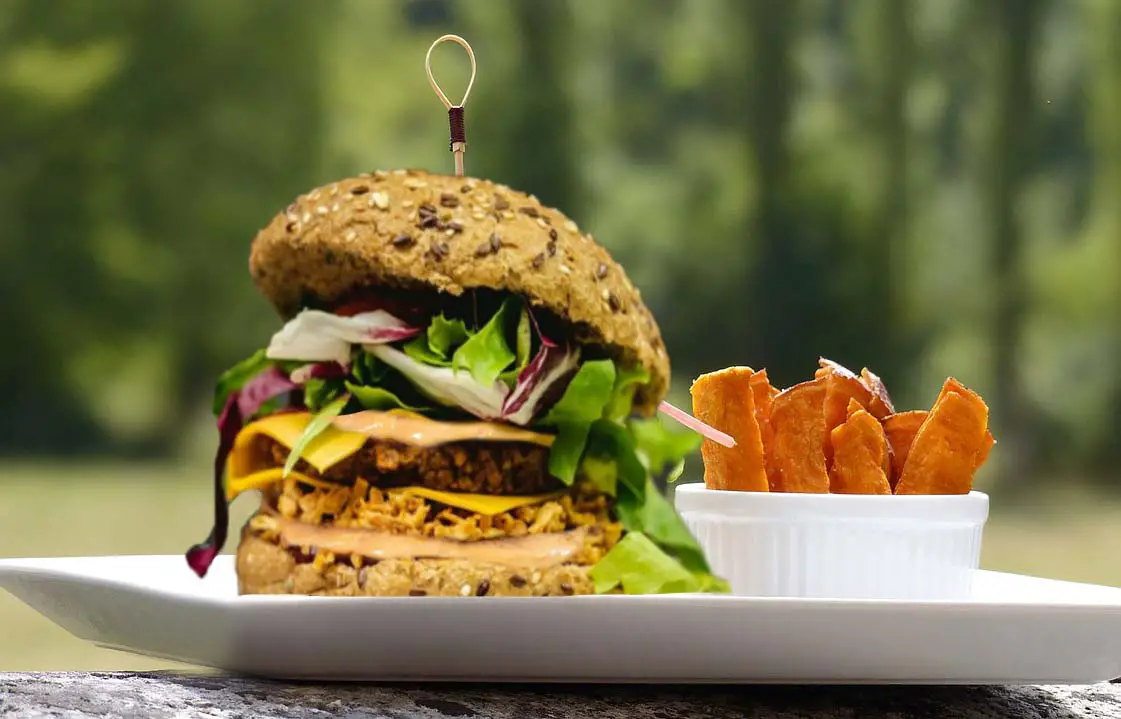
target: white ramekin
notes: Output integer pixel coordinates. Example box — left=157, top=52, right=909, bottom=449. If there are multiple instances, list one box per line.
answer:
left=673, top=483, right=989, bottom=600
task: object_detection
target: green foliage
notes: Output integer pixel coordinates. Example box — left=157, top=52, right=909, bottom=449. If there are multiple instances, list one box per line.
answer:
left=0, top=0, right=1118, bottom=489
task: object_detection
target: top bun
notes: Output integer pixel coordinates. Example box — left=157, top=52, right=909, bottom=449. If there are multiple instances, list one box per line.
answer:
left=248, top=169, right=669, bottom=414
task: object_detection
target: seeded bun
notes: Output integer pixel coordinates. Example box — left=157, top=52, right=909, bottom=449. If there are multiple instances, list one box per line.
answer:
left=236, top=533, right=597, bottom=597
left=248, top=169, right=669, bottom=413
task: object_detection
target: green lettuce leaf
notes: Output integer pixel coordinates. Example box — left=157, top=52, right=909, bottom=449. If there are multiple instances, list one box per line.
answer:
left=589, top=532, right=729, bottom=595
left=283, top=395, right=350, bottom=477
left=587, top=418, right=715, bottom=576
left=628, top=417, right=703, bottom=480
left=403, top=336, right=451, bottom=366
left=579, top=455, right=618, bottom=497
left=604, top=365, right=650, bottom=422
left=351, top=350, right=387, bottom=386
left=403, top=315, right=471, bottom=367
left=619, top=477, right=713, bottom=575
left=498, top=307, right=533, bottom=385
left=428, top=315, right=471, bottom=357
left=303, top=377, right=346, bottom=413
left=452, top=297, right=519, bottom=386
left=212, top=349, right=271, bottom=415
left=538, top=360, right=617, bottom=483
left=345, top=382, right=427, bottom=413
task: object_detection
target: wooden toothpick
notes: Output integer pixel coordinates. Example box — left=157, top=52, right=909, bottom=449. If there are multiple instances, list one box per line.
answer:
left=425, top=34, right=477, bottom=177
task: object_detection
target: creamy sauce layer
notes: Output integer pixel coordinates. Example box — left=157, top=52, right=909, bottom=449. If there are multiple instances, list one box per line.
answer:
left=330, top=410, right=555, bottom=448
left=263, top=502, right=587, bottom=569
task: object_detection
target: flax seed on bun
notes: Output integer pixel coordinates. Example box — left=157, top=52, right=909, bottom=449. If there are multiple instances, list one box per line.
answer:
left=247, top=169, right=669, bottom=414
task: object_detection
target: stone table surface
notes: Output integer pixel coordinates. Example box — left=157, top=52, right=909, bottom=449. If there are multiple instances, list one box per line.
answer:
left=2, top=673, right=1121, bottom=719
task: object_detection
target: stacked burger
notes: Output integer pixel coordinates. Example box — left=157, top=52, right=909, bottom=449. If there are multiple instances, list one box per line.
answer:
left=186, top=169, right=727, bottom=597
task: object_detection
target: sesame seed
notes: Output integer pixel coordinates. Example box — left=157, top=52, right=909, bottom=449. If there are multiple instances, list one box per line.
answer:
left=535, top=217, right=548, bottom=229
left=308, top=190, right=321, bottom=201
left=404, top=178, right=427, bottom=189
left=330, top=202, right=340, bottom=212
left=402, top=199, right=415, bottom=209
left=315, top=206, right=328, bottom=215
left=392, top=169, right=407, bottom=176
left=559, top=265, right=572, bottom=275
left=460, top=584, right=472, bottom=596
left=345, top=230, right=357, bottom=242
left=301, top=212, right=311, bottom=223
left=601, top=288, right=611, bottom=301
left=564, top=220, right=579, bottom=233
left=329, top=184, right=340, bottom=196
left=370, top=192, right=389, bottom=209
left=472, top=210, right=486, bottom=220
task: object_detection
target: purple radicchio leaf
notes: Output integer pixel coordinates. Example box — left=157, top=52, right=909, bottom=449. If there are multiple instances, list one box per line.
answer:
left=266, top=310, right=419, bottom=366
left=185, top=368, right=298, bottom=578
left=289, top=361, right=348, bottom=385
left=502, top=343, right=581, bottom=426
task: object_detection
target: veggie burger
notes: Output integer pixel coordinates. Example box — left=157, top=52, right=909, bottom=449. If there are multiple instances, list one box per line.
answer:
left=186, top=169, right=727, bottom=597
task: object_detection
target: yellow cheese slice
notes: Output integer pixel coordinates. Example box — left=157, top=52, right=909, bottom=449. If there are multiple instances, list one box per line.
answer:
left=225, top=411, right=562, bottom=513
left=227, top=469, right=563, bottom=516
left=227, top=410, right=556, bottom=481
left=393, top=487, right=566, bottom=515
left=226, top=468, right=337, bottom=501
left=226, top=411, right=368, bottom=479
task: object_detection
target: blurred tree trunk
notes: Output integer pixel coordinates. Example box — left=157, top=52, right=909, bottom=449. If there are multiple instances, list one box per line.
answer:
left=856, top=0, right=913, bottom=383
left=1089, top=0, right=1121, bottom=470
left=986, top=0, right=1042, bottom=488
left=472, top=0, right=579, bottom=218
left=742, top=0, right=799, bottom=378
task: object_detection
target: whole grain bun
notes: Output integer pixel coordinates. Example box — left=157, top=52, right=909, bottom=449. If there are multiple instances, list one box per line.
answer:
left=248, top=169, right=668, bottom=413
left=236, top=532, right=596, bottom=597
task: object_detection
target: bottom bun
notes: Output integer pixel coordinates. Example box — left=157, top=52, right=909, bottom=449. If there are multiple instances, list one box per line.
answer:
left=236, top=531, right=597, bottom=597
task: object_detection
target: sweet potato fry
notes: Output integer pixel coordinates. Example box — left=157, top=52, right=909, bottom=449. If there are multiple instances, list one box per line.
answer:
left=690, top=367, right=769, bottom=492
left=817, top=358, right=873, bottom=467
left=829, top=405, right=892, bottom=495
left=768, top=379, right=830, bottom=493
left=748, top=369, right=779, bottom=487
left=882, top=410, right=927, bottom=489
left=934, top=377, right=996, bottom=471
left=859, top=367, right=896, bottom=419
left=894, top=390, right=990, bottom=495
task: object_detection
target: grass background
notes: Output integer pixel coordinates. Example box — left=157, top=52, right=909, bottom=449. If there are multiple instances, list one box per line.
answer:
left=2, top=461, right=1119, bottom=671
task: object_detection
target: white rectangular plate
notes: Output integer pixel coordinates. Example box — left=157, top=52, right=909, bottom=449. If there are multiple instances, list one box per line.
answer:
left=2, top=555, right=1120, bottom=684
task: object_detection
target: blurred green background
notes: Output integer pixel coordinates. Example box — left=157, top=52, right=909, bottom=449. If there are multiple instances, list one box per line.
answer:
left=2, top=0, right=1120, bottom=670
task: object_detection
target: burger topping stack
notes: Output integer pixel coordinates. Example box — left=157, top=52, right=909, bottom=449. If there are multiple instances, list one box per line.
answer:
left=186, top=169, right=727, bottom=598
